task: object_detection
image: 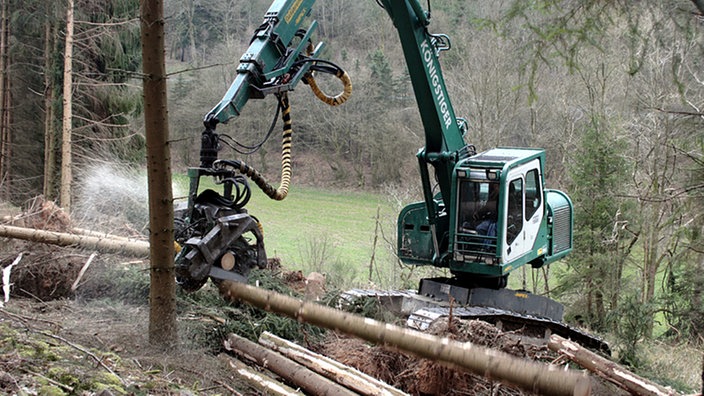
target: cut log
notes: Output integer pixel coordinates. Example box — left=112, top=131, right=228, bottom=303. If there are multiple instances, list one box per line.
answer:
left=225, top=332, right=358, bottom=396
left=259, top=331, right=408, bottom=396
left=71, top=252, right=97, bottom=291
left=222, top=355, right=302, bottom=396
left=548, top=335, right=676, bottom=396
left=219, top=280, right=592, bottom=396
left=0, top=225, right=150, bottom=257
left=72, top=227, right=141, bottom=242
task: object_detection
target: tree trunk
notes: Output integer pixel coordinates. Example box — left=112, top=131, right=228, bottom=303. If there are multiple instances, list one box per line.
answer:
left=43, top=7, right=57, bottom=200
left=140, top=0, right=177, bottom=347
left=218, top=280, right=592, bottom=396
left=548, top=335, right=675, bottom=396
left=225, top=333, right=358, bottom=396
left=186, top=0, right=198, bottom=64
left=0, top=0, right=8, bottom=197
left=0, top=224, right=150, bottom=256
left=222, top=356, right=302, bottom=396
left=60, top=0, right=74, bottom=211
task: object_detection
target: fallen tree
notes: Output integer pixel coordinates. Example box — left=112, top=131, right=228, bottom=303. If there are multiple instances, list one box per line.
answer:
left=0, top=224, right=150, bottom=257
left=221, top=355, right=301, bottom=396
left=219, top=280, right=592, bottom=396
left=548, top=335, right=677, bottom=396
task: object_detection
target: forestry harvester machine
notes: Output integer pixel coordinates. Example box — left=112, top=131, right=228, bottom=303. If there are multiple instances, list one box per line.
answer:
left=173, top=0, right=608, bottom=352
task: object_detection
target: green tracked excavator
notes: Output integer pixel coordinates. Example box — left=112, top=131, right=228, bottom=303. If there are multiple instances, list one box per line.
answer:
left=173, top=0, right=608, bottom=353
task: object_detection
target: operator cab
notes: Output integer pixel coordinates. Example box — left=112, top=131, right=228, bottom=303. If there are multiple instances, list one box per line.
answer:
left=397, top=147, right=573, bottom=286
left=449, top=147, right=565, bottom=279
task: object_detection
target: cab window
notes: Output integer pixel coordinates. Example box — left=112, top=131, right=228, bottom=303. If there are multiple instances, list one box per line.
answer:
left=506, top=178, right=523, bottom=244
left=457, top=180, right=499, bottom=236
left=525, top=169, right=542, bottom=220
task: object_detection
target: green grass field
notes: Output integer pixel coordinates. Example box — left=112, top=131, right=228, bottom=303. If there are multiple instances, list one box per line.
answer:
left=246, top=186, right=399, bottom=283
left=174, top=174, right=421, bottom=289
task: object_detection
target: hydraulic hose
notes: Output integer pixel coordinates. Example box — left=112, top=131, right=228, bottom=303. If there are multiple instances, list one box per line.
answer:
left=216, top=93, right=293, bottom=201
left=217, top=56, right=352, bottom=202
left=303, top=41, right=352, bottom=107
left=307, top=68, right=352, bottom=106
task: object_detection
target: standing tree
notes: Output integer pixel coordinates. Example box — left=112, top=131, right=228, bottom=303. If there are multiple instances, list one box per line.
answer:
left=60, top=0, right=75, bottom=211
left=140, top=0, right=177, bottom=346
left=42, top=2, right=59, bottom=200
left=0, top=0, right=142, bottom=205
left=0, top=0, right=9, bottom=198
left=562, top=115, right=629, bottom=330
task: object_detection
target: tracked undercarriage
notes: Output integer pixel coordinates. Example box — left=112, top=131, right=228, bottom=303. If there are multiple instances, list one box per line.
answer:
left=343, top=278, right=610, bottom=355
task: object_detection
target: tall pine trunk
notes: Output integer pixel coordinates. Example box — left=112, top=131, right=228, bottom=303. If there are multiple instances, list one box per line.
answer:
left=43, top=7, right=57, bottom=200
left=0, top=0, right=9, bottom=197
left=140, top=0, right=177, bottom=347
left=60, top=0, right=74, bottom=211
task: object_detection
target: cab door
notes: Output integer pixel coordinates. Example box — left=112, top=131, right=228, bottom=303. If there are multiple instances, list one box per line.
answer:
left=502, top=159, right=544, bottom=263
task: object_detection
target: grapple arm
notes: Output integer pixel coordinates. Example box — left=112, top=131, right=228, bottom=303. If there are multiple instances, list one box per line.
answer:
left=204, top=0, right=322, bottom=129
left=177, top=0, right=351, bottom=292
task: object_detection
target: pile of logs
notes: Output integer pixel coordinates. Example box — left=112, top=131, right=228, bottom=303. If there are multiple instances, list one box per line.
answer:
left=221, top=332, right=682, bottom=396
left=223, top=331, right=408, bottom=396
left=218, top=281, right=591, bottom=396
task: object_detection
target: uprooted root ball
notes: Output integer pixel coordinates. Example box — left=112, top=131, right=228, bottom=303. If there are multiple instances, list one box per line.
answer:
left=2, top=245, right=83, bottom=301
left=320, top=318, right=554, bottom=396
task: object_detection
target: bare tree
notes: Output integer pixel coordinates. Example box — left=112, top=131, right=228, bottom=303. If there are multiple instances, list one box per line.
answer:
left=60, top=0, right=75, bottom=211
left=43, top=3, right=59, bottom=201
left=140, top=0, right=178, bottom=346
left=0, top=0, right=9, bottom=198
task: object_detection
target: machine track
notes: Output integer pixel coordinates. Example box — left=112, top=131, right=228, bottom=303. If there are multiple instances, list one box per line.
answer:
left=342, top=287, right=610, bottom=355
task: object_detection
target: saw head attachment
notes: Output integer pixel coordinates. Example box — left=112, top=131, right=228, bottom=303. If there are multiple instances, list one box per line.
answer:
left=174, top=189, right=266, bottom=292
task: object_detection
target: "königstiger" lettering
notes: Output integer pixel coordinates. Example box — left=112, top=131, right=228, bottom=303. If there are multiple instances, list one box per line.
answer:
left=420, top=39, right=452, bottom=130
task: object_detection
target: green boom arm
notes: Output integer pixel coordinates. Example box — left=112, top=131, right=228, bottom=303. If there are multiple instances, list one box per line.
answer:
left=204, top=0, right=322, bottom=129
left=175, top=0, right=351, bottom=291
left=378, top=0, right=473, bottom=264
left=198, top=0, right=351, bottom=171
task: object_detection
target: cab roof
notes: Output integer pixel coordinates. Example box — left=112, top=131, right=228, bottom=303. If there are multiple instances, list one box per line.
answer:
left=465, top=147, right=545, bottom=168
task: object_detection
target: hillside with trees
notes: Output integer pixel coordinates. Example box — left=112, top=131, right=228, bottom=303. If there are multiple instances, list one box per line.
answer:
left=0, top=0, right=702, bottom=389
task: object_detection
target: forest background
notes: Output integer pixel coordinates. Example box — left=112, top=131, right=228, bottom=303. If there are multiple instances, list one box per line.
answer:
left=0, top=0, right=702, bottom=376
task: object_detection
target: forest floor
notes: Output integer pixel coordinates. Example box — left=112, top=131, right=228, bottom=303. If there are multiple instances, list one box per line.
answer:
left=0, top=199, right=700, bottom=395
left=0, top=297, right=238, bottom=395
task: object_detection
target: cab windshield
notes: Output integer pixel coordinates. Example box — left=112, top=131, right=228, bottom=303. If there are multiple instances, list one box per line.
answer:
left=457, top=179, right=499, bottom=237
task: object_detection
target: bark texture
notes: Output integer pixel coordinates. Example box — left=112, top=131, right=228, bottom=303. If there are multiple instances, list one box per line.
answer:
left=225, top=333, right=358, bottom=396
left=0, top=224, right=149, bottom=256
left=0, top=0, right=10, bottom=197
left=222, top=356, right=302, bottom=396
left=60, top=0, right=74, bottom=211
left=259, top=331, right=408, bottom=396
left=548, top=335, right=676, bottom=396
left=140, top=0, right=177, bottom=346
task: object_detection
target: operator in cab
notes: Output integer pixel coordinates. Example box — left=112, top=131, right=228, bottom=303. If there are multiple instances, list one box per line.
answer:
left=458, top=181, right=499, bottom=237
left=474, top=182, right=499, bottom=237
